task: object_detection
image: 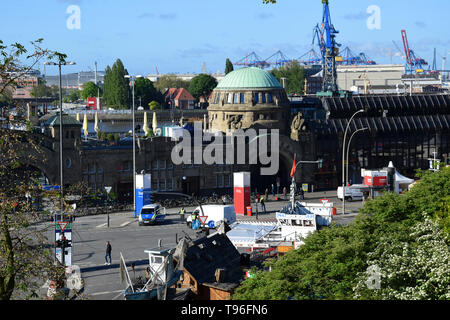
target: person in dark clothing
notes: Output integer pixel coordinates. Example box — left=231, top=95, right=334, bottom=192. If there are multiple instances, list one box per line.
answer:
left=105, top=241, right=112, bottom=265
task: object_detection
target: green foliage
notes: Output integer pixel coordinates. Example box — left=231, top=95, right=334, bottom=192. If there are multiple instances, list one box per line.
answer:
left=225, top=58, right=234, bottom=75
left=64, top=89, right=81, bottom=103
left=134, top=77, right=162, bottom=109
left=148, top=101, right=160, bottom=110
left=81, top=81, right=101, bottom=100
left=154, top=75, right=190, bottom=94
left=233, top=167, right=450, bottom=300
left=106, top=133, right=114, bottom=142
left=30, top=80, right=59, bottom=99
left=188, top=73, right=218, bottom=102
left=271, top=60, right=305, bottom=95
left=102, top=59, right=130, bottom=109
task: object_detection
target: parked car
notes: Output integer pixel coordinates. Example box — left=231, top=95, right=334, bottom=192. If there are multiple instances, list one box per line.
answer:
left=337, top=184, right=368, bottom=201
left=138, top=204, right=166, bottom=226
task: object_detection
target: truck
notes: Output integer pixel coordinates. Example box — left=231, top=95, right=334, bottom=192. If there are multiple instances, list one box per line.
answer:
left=186, top=205, right=236, bottom=229
left=337, top=184, right=368, bottom=201
left=138, top=204, right=166, bottom=226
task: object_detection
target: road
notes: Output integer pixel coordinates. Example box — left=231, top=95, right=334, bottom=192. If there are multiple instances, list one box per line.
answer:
left=42, top=190, right=364, bottom=300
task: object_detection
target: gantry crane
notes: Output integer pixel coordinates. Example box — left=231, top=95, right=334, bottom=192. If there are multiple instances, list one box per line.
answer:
left=401, top=29, right=428, bottom=74
left=320, top=0, right=340, bottom=93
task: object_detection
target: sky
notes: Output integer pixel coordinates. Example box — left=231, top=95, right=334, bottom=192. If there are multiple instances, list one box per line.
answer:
left=2, top=0, right=450, bottom=76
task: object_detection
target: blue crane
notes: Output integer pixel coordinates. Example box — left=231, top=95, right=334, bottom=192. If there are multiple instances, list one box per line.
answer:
left=319, top=0, right=340, bottom=93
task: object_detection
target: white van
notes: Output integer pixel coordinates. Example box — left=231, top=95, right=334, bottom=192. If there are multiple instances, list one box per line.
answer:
left=337, top=185, right=368, bottom=201
left=186, top=205, right=236, bottom=228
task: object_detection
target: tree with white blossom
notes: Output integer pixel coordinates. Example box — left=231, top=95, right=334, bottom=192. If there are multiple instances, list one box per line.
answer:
left=354, top=214, right=450, bottom=300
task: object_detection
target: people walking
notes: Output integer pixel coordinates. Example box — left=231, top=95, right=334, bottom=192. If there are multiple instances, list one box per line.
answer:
left=179, top=207, right=185, bottom=223
left=283, top=187, right=287, bottom=200
left=265, top=188, right=269, bottom=201
left=260, top=196, right=266, bottom=214
left=271, top=184, right=275, bottom=198
left=105, top=241, right=112, bottom=265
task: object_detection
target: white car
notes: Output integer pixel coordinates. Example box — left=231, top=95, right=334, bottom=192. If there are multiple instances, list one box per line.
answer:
left=337, top=185, right=368, bottom=201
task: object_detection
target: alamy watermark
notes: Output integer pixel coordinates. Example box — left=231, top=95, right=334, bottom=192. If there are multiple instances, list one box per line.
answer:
left=366, top=5, right=381, bottom=30
left=66, top=5, right=81, bottom=30
left=171, top=122, right=280, bottom=176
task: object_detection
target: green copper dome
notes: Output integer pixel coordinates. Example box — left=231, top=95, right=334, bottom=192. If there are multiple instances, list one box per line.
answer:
left=216, top=67, right=283, bottom=90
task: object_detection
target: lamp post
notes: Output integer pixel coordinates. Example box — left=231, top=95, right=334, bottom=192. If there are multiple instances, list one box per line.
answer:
left=124, top=75, right=142, bottom=215
left=290, top=156, right=322, bottom=210
left=44, top=60, right=76, bottom=220
left=345, top=127, right=368, bottom=188
left=342, top=109, right=364, bottom=215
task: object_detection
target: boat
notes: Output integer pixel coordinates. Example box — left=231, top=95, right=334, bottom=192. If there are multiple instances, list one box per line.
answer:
left=121, top=239, right=188, bottom=300
left=228, top=200, right=334, bottom=250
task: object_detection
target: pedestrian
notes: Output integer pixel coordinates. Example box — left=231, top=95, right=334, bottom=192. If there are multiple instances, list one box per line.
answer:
left=299, top=187, right=304, bottom=200
left=271, top=184, right=275, bottom=198
left=222, top=195, right=227, bottom=205
left=179, top=207, right=185, bottom=224
left=105, top=241, right=112, bottom=265
left=256, top=193, right=260, bottom=209
left=260, top=196, right=266, bottom=214
left=265, top=188, right=269, bottom=201
left=283, top=186, right=287, bottom=200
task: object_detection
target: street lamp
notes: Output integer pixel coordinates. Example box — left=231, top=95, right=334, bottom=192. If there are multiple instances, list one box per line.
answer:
left=124, top=75, right=142, bottom=215
left=44, top=60, right=76, bottom=220
left=342, top=109, right=364, bottom=215
left=345, top=127, right=368, bottom=188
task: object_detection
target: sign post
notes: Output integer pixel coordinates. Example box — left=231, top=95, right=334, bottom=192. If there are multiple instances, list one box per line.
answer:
left=105, top=186, right=112, bottom=228
left=55, top=213, right=72, bottom=267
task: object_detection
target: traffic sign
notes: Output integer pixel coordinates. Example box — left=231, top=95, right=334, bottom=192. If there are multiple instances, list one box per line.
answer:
left=198, top=216, right=208, bottom=225
left=208, top=220, right=215, bottom=228
left=57, top=221, right=69, bottom=232
left=320, top=199, right=330, bottom=205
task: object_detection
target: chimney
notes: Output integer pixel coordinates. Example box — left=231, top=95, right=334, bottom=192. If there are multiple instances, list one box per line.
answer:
left=215, top=268, right=226, bottom=283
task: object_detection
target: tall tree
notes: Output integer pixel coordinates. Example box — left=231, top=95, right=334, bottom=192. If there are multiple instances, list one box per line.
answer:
left=134, top=77, right=162, bottom=109
left=0, top=39, right=66, bottom=300
left=81, top=81, right=101, bottom=100
left=271, top=60, right=305, bottom=95
left=225, top=58, right=234, bottom=75
left=102, top=59, right=130, bottom=109
left=188, top=73, right=218, bottom=103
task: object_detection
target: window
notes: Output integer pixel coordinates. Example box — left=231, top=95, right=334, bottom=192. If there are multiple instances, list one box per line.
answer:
left=261, top=93, right=266, bottom=103
left=152, top=160, right=158, bottom=171
left=254, top=93, right=259, bottom=103
left=227, top=93, right=233, bottom=104
left=215, top=93, right=221, bottom=104
left=233, top=93, right=239, bottom=104
left=159, top=160, right=166, bottom=170
left=240, top=93, right=245, bottom=104
left=267, top=93, right=273, bottom=103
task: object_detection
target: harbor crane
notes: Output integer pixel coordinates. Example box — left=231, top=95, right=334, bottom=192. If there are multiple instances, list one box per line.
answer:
left=401, top=29, right=428, bottom=74
left=319, top=0, right=341, bottom=94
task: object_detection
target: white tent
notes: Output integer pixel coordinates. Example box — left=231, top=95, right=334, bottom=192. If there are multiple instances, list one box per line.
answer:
left=387, top=161, right=414, bottom=193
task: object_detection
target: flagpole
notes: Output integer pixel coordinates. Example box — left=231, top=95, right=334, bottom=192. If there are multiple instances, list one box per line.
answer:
left=290, top=154, right=322, bottom=211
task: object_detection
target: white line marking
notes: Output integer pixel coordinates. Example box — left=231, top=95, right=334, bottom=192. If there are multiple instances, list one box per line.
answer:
left=96, top=223, right=107, bottom=228
left=90, top=289, right=123, bottom=296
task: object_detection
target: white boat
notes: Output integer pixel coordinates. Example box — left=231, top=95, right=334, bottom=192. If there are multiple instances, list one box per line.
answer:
left=228, top=201, right=334, bottom=250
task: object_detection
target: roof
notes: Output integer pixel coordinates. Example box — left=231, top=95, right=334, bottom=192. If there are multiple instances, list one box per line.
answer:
left=183, top=233, right=243, bottom=288
left=43, top=112, right=82, bottom=127
left=216, top=67, right=283, bottom=90
left=164, top=88, right=195, bottom=101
